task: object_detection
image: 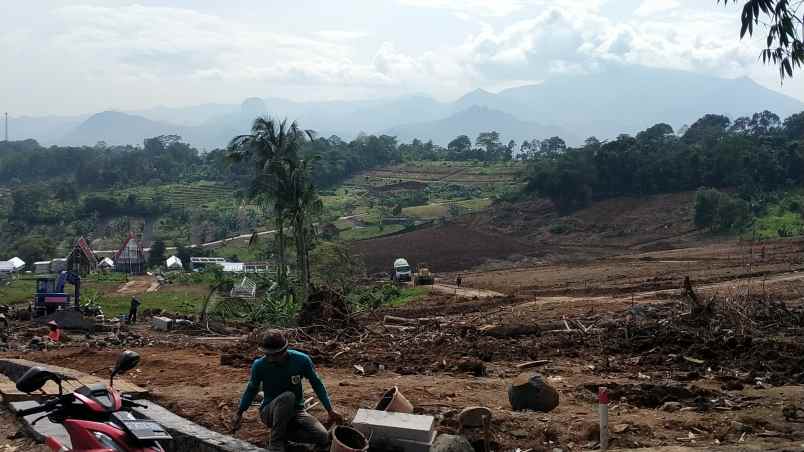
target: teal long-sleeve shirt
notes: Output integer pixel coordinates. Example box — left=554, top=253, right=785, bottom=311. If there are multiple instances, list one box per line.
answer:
left=238, top=349, right=332, bottom=413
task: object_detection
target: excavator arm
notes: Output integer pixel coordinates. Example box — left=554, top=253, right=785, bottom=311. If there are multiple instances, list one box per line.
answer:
left=55, top=271, right=81, bottom=306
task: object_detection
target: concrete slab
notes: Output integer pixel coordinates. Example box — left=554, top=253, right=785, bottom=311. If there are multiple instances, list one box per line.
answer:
left=352, top=408, right=435, bottom=443
left=131, top=400, right=266, bottom=452
left=8, top=400, right=72, bottom=448
left=0, top=358, right=148, bottom=401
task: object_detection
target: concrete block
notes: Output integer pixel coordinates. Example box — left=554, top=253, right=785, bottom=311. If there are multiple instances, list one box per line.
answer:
left=352, top=409, right=435, bottom=444
left=9, top=400, right=72, bottom=448
left=151, top=316, right=174, bottom=331
left=131, top=399, right=266, bottom=452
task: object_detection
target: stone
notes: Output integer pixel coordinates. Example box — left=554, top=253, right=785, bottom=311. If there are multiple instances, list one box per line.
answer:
left=458, top=406, right=492, bottom=428
left=151, top=316, right=174, bottom=331
left=431, top=434, right=474, bottom=452
left=660, top=401, right=682, bottom=412
left=578, top=422, right=600, bottom=441
left=511, top=429, right=529, bottom=438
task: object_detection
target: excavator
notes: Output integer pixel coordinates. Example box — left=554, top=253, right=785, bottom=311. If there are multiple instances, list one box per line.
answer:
left=32, top=271, right=81, bottom=318
left=414, top=262, right=435, bottom=286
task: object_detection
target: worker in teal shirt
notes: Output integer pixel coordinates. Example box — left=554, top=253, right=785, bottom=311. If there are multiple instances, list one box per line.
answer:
left=231, top=331, right=342, bottom=452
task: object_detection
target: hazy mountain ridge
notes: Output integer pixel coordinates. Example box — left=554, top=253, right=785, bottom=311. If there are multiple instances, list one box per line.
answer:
left=10, top=65, right=804, bottom=149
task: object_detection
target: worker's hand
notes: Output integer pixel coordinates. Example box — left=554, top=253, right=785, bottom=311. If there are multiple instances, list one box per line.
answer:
left=326, top=410, right=344, bottom=426
left=230, top=412, right=243, bottom=432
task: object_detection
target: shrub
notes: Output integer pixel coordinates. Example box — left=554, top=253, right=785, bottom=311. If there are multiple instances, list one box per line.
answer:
left=694, top=189, right=751, bottom=232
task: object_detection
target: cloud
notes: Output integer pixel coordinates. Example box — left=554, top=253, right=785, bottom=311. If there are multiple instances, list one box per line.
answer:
left=314, top=30, right=370, bottom=41
left=635, top=0, right=681, bottom=17
left=397, top=0, right=528, bottom=17
left=50, top=4, right=386, bottom=87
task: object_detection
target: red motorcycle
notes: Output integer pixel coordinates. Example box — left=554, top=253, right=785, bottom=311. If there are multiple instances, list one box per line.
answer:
left=15, top=350, right=172, bottom=451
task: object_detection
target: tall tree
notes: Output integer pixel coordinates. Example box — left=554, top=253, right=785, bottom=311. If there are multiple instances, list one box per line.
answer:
left=148, top=240, right=166, bottom=269
left=228, top=118, right=306, bottom=288
left=228, top=117, right=320, bottom=304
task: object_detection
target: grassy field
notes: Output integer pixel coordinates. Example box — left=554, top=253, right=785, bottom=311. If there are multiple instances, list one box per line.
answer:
left=340, top=224, right=406, bottom=241
left=107, top=182, right=239, bottom=210
left=0, top=278, right=204, bottom=317
left=402, top=198, right=493, bottom=219
left=211, top=238, right=267, bottom=262
left=387, top=286, right=430, bottom=307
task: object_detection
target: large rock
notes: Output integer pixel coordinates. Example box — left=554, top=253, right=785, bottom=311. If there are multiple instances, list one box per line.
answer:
left=508, top=373, right=559, bottom=412
left=432, top=434, right=474, bottom=452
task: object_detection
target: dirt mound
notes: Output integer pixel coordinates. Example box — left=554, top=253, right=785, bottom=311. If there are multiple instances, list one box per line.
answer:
left=466, top=191, right=699, bottom=250
left=579, top=383, right=723, bottom=409
left=350, top=223, right=540, bottom=274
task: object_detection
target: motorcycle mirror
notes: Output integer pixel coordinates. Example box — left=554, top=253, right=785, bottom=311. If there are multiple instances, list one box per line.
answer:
left=16, top=367, right=61, bottom=394
left=111, top=351, right=140, bottom=382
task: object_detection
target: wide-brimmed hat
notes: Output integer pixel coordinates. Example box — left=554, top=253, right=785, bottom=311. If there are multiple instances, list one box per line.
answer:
left=260, top=332, right=288, bottom=355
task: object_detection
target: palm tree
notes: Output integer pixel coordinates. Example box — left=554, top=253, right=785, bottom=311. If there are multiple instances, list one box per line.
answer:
left=287, top=157, right=323, bottom=304
left=227, top=118, right=312, bottom=288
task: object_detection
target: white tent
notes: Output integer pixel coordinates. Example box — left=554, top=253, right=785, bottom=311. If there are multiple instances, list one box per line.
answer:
left=166, top=255, right=183, bottom=270
left=8, top=257, right=25, bottom=271
left=99, top=257, right=115, bottom=269
left=0, top=262, right=14, bottom=274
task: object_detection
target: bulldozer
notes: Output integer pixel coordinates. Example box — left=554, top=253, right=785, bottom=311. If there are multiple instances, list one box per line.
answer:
left=414, top=262, right=434, bottom=286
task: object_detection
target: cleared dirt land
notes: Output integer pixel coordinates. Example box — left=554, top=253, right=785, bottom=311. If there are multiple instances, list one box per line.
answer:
left=4, top=194, right=804, bottom=451
left=6, top=233, right=804, bottom=450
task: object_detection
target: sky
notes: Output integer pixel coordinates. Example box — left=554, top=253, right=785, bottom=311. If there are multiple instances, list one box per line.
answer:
left=2, top=0, right=803, bottom=116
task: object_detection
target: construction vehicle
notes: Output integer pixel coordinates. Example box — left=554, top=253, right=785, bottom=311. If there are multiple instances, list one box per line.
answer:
left=391, top=258, right=412, bottom=283
left=32, top=271, right=81, bottom=318
left=414, top=262, right=434, bottom=286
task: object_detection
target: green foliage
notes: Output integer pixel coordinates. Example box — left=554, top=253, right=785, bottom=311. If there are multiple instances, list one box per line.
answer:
left=694, top=189, right=752, bottom=232
left=751, top=191, right=804, bottom=238
left=721, top=0, right=804, bottom=79
left=310, top=242, right=365, bottom=293
left=346, top=284, right=427, bottom=311
left=148, top=240, right=166, bottom=268
left=524, top=112, right=804, bottom=212
left=10, top=235, right=56, bottom=265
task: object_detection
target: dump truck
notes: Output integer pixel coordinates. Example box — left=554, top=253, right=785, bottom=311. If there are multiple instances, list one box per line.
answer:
left=391, top=258, right=412, bottom=283
left=414, top=262, right=434, bottom=285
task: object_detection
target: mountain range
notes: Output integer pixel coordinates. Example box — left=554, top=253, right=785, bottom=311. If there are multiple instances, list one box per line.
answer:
left=9, top=64, right=804, bottom=149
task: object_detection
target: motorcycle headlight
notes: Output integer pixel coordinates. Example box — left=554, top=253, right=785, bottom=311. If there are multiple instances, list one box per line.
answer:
left=92, top=432, right=124, bottom=451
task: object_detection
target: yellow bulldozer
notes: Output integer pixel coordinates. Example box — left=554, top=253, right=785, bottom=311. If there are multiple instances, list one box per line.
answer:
left=414, top=262, right=434, bottom=285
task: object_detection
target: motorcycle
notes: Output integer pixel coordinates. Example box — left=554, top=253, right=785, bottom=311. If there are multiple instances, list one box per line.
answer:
left=15, top=350, right=172, bottom=451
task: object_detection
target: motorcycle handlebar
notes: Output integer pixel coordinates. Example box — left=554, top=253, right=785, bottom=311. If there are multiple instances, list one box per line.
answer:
left=17, top=403, right=51, bottom=417
left=16, top=396, right=66, bottom=417
left=123, top=398, right=148, bottom=409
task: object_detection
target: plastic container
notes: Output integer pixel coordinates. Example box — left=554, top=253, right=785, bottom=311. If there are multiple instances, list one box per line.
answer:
left=375, top=386, right=414, bottom=413
left=330, top=426, right=369, bottom=452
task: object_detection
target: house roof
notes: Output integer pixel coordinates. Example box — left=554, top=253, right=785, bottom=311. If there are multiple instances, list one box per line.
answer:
left=0, top=262, right=14, bottom=272
left=166, top=256, right=183, bottom=268
left=70, top=236, right=98, bottom=265
left=99, top=257, right=114, bottom=268
left=8, top=257, right=25, bottom=270
left=114, top=233, right=144, bottom=261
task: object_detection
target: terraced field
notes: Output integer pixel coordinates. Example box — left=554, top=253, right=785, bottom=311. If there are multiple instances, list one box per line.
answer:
left=113, top=183, right=238, bottom=209
left=344, top=161, right=524, bottom=190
